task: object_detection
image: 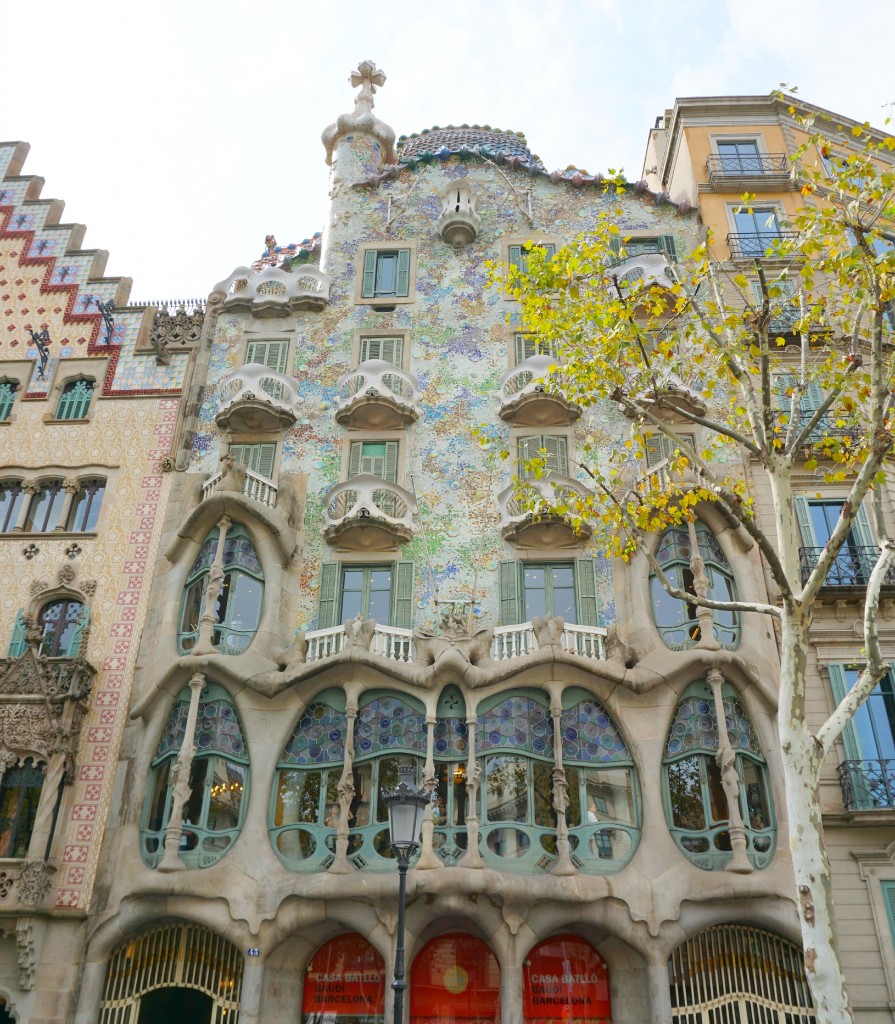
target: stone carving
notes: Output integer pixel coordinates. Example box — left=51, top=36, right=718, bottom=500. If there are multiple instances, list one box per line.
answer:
left=413, top=611, right=494, bottom=670
left=148, top=305, right=205, bottom=364
left=344, top=615, right=375, bottom=651
left=159, top=456, right=175, bottom=473
left=17, top=862, right=51, bottom=907
left=57, top=564, right=75, bottom=587
left=605, top=626, right=639, bottom=667
left=0, top=873, right=13, bottom=901
left=28, top=580, right=49, bottom=598
left=532, top=615, right=564, bottom=648
left=22, top=544, right=39, bottom=560
left=322, top=60, right=398, bottom=167
left=16, top=917, right=36, bottom=989
left=216, top=452, right=246, bottom=494
left=81, top=579, right=97, bottom=597
left=64, top=543, right=82, bottom=559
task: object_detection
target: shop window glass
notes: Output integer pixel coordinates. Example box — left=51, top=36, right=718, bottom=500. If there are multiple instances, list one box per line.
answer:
left=410, top=934, right=499, bottom=1024
left=303, top=934, right=385, bottom=1024
left=0, top=759, right=44, bottom=858
left=523, top=935, right=611, bottom=1024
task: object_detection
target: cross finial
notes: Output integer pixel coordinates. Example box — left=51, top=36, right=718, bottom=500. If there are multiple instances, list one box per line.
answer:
left=349, top=60, right=386, bottom=116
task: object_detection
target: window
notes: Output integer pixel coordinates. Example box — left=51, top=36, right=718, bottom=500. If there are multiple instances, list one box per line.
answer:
left=716, top=139, right=761, bottom=174
left=645, top=432, right=694, bottom=468
left=316, top=560, right=414, bottom=630
left=513, top=333, right=557, bottom=364
left=431, top=686, right=470, bottom=865
left=0, top=481, right=24, bottom=532
left=270, top=690, right=347, bottom=871
left=55, top=378, right=95, bottom=420
left=178, top=525, right=264, bottom=655
left=245, top=339, right=288, bottom=400
left=304, top=936, right=385, bottom=1022
left=229, top=442, right=276, bottom=481
left=730, top=207, right=783, bottom=258
left=795, top=498, right=875, bottom=586
left=517, top=434, right=568, bottom=479
left=361, top=248, right=411, bottom=300
left=38, top=599, right=88, bottom=657
left=609, top=235, right=677, bottom=261
left=508, top=243, right=556, bottom=274
left=751, top=279, right=799, bottom=333
left=883, top=882, right=895, bottom=950
left=359, top=334, right=404, bottom=366
left=663, top=683, right=775, bottom=870
left=650, top=522, right=739, bottom=649
left=0, top=380, right=18, bottom=421
left=348, top=440, right=398, bottom=482
left=142, top=683, right=249, bottom=869
left=67, top=478, right=105, bottom=532
left=0, top=759, right=44, bottom=858
left=499, top=559, right=599, bottom=628
left=828, top=665, right=895, bottom=810
left=24, top=480, right=65, bottom=532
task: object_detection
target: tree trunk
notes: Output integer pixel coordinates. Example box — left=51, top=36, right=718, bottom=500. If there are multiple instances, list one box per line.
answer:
left=778, top=610, right=854, bottom=1024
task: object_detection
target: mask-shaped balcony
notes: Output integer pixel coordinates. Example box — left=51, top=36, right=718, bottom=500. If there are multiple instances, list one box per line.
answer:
left=212, top=264, right=331, bottom=316
left=335, top=360, right=420, bottom=430
left=498, top=355, right=581, bottom=427
left=214, top=363, right=301, bottom=433
left=323, top=474, right=417, bottom=551
left=498, top=473, right=593, bottom=548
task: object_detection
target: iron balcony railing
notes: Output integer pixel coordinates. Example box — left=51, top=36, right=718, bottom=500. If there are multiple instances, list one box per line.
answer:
left=706, top=153, right=788, bottom=177
left=838, top=759, right=895, bottom=811
left=727, top=232, right=799, bottom=260
left=799, top=546, right=895, bottom=587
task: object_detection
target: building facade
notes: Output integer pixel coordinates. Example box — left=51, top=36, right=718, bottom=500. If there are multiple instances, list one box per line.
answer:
left=0, top=142, right=200, bottom=1022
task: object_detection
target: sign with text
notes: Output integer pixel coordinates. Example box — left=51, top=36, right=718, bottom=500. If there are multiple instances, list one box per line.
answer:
left=410, top=933, right=500, bottom=1023
left=302, top=933, right=385, bottom=1023
left=523, top=935, right=611, bottom=1023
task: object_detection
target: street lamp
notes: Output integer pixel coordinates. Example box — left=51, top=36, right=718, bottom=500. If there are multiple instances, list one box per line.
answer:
left=382, top=763, right=429, bottom=1024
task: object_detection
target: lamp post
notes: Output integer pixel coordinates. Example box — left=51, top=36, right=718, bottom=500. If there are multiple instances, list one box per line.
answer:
left=382, top=763, right=429, bottom=1024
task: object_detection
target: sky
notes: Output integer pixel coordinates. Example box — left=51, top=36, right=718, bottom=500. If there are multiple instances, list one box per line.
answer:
left=5, top=0, right=894, bottom=301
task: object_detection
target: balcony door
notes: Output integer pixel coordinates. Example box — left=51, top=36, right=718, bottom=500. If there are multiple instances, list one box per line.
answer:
left=829, top=666, right=895, bottom=809
left=795, top=498, right=875, bottom=585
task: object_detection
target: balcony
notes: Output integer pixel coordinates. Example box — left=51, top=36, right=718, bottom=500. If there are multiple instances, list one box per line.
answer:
left=322, top=474, right=417, bottom=551
left=212, top=264, right=331, bottom=316
left=303, top=620, right=607, bottom=664
left=705, top=153, right=791, bottom=191
left=798, top=546, right=895, bottom=588
left=214, top=363, right=301, bottom=433
left=727, top=232, right=799, bottom=260
left=335, top=360, right=420, bottom=430
left=202, top=466, right=278, bottom=508
left=498, top=474, right=594, bottom=549
left=498, top=356, right=581, bottom=427
left=838, top=759, right=895, bottom=811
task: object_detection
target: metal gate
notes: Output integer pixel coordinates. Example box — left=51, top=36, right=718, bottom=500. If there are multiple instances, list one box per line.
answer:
left=99, top=922, right=243, bottom=1023
left=669, top=925, right=816, bottom=1024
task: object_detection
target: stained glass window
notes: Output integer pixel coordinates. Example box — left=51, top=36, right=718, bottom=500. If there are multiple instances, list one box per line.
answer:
left=477, top=696, right=553, bottom=757
left=355, top=696, right=426, bottom=755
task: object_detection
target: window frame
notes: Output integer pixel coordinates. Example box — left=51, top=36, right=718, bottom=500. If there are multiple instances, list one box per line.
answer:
left=67, top=478, right=106, bottom=532
left=0, top=379, right=19, bottom=422
left=37, top=598, right=89, bottom=657
left=502, top=238, right=559, bottom=299
left=24, top=480, right=66, bottom=533
left=53, top=377, right=96, bottom=421
left=345, top=438, right=401, bottom=483
left=353, top=329, right=410, bottom=370
left=0, top=480, right=25, bottom=532
left=228, top=442, right=277, bottom=482
left=795, top=497, right=875, bottom=587
left=0, top=759, right=45, bottom=859
left=516, top=432, right=570, bottom=480
left=355, top=243, right=417, bottom=306
left=499, top=558, right=599, bottom=629
left=316, top=560, right=415, bottom=631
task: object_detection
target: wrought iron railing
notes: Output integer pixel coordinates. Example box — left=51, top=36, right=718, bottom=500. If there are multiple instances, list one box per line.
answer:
left=798, top=546, right=895, bottom=587
left=838, top=759, right=895, bottom=810
left=706, top=153, right=788, bottom=177
left=129, top=298, right=206, bottom=316
left=727, top=232, right=799, bottom=259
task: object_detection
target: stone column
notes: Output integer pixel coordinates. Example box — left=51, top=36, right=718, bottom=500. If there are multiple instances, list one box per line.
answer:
left=329, top=702, right=357, bottom=874
left=416, top=711, right=441, bottom=869
left=0, top=750, right=19, bottom=787
left=72, top=959, right=108, bottom=1024
left=26, top=752, right=67, bottom=863
left=549, top=698, right=576, bottom=875
left=648, top=950, right=674, bottom=1024
left=707, top=669, right=751, bottom=874
left=458, top=707, right=484, bottom=869
left=501, top=940, right=524, bottom=1024
left=13, top=482, right=39, bottom=531
left=158, top=672, right=205, bottom=872
left=192, top=516, right=231, bottom=655
left=687, top=520, right=719, bottom=651
left=238, top=955, right=265, bottom=1024
left=54, top=479, right=81, bottom=532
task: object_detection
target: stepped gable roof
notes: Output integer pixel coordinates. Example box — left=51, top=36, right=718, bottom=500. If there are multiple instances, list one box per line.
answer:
left=398, top=125, right=544, bottom=170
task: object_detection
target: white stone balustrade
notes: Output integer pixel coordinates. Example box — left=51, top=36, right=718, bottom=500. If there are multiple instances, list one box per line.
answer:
left=201, top=466, right=279, bottom=508
left=335, top=360, right=420, bottom=429
left=498, top=355, right=581, bottom=425
left=212, top=264, right=331, bottom=314
left=322, top=474, right=417, bottom=550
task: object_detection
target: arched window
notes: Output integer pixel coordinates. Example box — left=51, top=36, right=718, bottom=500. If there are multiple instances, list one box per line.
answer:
left=350, top=692, right=426, bottom=868
left=0, top=481, right=24, bottom=532
left=55, top=378, right=94, bottom=420
left=67, top=478, right=105, bottom=532
left=271, top=689, right=347, bottom=872
left=0, top=380, right=18, bottom=421
left=24, top=480, right=65, bottom=532
left=431, top=685, right=470, bottom=866
left=523, top=935, right=611, bottom=1024
left=477, top=692, right=554, bottom=871
left=302, top=934, right=385, bottom=1024
left=410, top=934, right=500, bottom=1024
left=561, top=687, right=640, bottom=873
left=141, top=683, right=249, bottom=869
left=178, top=525, right=264, bottom=655
left=669, top=925, right=815, bottom=1023
left=650, top=521, right=739, bottom=650
left=663, top=682, right=775, bottom=870
left=0, top=759, right=44, bottom=858
left=38, top=599, right=88, bottom=657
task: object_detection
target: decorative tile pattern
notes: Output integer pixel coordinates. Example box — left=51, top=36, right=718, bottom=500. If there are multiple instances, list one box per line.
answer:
left=478, top=696, right=553, bottom=757
left=355, top=696, right=426, bottom=755
left=666, top=696, right=760, bottom=757
left=281, top=702, right=347, bottom=765
left=561, top=700, right=629, bottom=763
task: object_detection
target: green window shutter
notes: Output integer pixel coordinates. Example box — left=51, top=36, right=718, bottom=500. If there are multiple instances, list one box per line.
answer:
left=882, top=882, right=895, bottom=950
left=803, top=383, right=825, bottom=413
left=384, top=441, right=399, bottom=483
left=246, top=340, right=288, bottom=374
left=508, top=245, right=523, bottom=272
left=68, top=607, right=90, bottom=657
left=229, top=443, right=248, bottom=467
left=574, top=559, right=599, bottom=626
left=794, top=497, right=814, bottom=545
left=646, top=434, right=672, bottom=467
left=362, top=250, right=378, bottom=298
left=658, top=235, right=677, bottom=260
left=543, top=435, right=569, bottom=476
left=395, top=249, right=411, bottom=297
left=348, top=442, right=363, bottom=479
left=255, top=443, right=276, bottom=480
left=518, top=435, right=537, bottom=478
left=542, top=244, right=556, bottom=260
left=361, top=336, right=403, bottom=366
left=499, top=561, right=521, bottom=626
left=826, top=665, right=862, bottom=762
left=391, top=561, right=415, bottom=629
left=8, top=610, right=26, bottom=658
left=850, top=503, right=875, bottom=549
left=317, top=564, right=340, bottom=629
left=608, top=237, right=622, bottom=259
